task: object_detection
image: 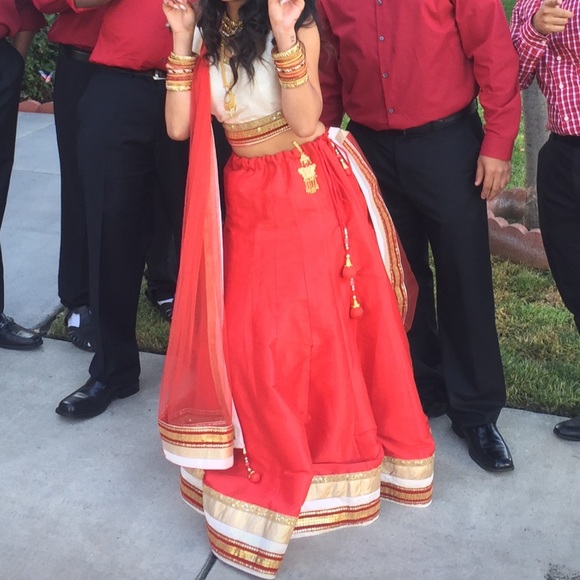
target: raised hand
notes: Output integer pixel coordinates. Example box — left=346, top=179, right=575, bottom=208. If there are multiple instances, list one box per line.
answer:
left=532, top=0, right=574, bottom=35
left=162, top=0, right=198, bottom=37
left=268, top=0, right=306, bottom=51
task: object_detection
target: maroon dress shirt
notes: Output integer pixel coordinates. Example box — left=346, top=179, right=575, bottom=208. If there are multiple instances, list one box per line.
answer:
left=32, top=0, right=105, bottom=50
left=89, top=0, right=173, bottom=71
left=318, top=0, right=521, bottom=160
left=0, top=0, right=45, bottom=39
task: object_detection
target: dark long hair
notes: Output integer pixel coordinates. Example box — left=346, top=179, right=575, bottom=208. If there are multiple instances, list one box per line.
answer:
left=199, top=0, right=318, bottom=86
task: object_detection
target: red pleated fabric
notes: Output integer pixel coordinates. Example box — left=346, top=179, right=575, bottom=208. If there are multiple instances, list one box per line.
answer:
left=203, top=135, right=433, bottom=510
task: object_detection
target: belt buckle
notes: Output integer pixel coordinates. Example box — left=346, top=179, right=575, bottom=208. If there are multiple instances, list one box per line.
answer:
left=152, top=70, right=166, bottom=81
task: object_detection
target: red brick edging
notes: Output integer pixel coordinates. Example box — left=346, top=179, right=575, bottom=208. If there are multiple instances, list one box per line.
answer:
left=487, top=188, right=548, bottom=270
left=19, top=99, right=54, bottom=114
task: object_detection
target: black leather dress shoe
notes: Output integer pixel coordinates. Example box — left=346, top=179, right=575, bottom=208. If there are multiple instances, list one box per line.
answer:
left=553, top=416, right=580, bottom=441
left=55, top=377, right=139, bottom=419
left=0, top=313, right=43, bottom=350
left=452, top=422, right=514, bottom=472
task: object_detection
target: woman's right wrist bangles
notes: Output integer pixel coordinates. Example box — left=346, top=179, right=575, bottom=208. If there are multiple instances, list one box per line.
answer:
left=166, top=51, right=197, bottom=92
left=272, top=41, right=309, bottom=89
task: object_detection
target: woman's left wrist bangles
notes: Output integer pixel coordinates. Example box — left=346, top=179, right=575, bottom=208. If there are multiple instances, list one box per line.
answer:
left=272, top=41, right=308, bottom=89
left=166, top=52, right=197, bottom=92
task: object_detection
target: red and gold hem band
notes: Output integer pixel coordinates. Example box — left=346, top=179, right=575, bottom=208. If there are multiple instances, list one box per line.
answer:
left=158, top=419, right=234, bottom=448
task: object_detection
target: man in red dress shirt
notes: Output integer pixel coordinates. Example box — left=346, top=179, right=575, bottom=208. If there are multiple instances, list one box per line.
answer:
left=54, top=0, right=190, bottom=419
left=318, top=0, right=521, bottom=472
left=512, top=0, right=580, bottom=441
left=0, top=0, right=45, bottom=351
left=33, top=0, right=180, bottom=354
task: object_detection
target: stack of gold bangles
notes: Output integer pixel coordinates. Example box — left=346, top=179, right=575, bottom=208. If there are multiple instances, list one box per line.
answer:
left=166, top=51, right=198, bottom=92
left=272, top=41, right=308, bottom=89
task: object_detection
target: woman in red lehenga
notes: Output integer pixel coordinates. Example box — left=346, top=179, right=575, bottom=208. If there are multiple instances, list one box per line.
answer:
left=159, top=0, right=435, bottom=577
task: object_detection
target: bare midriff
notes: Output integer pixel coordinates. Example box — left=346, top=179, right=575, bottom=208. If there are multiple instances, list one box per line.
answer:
left=229, top=121, right=326, bottom=158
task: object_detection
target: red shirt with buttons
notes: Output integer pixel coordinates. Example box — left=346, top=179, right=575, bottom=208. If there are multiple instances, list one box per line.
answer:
left=0, top=0, right=45, bottom=39
left=317, top=0, right=522, bottom=161
left=89, top=0, right=173, bottom=71
left=32, top=0, right=105, bottom=51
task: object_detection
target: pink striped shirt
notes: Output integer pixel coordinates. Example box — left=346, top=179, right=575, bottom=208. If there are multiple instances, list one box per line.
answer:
left=511, top=0, right=580, bottom=136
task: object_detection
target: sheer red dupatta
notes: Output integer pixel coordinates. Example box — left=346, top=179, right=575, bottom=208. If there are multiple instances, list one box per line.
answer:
left=158, top=54, right=236, bottom=470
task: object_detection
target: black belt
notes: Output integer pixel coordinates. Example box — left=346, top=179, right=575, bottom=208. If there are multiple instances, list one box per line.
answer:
left=59, top=44, right=92, bottom=62
left=107, top=66, right=167, bottom=80
left=550, top=132, right=580, bottom=147
left=382, top=100, right=478, bottom=136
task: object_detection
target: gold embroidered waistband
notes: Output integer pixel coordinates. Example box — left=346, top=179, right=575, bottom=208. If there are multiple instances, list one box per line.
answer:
left=223, top=111, right=290, bottom=146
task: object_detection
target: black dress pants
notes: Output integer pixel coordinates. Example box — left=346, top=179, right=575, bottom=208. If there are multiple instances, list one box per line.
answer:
left=53, top=47, right=96, bottom=310
left=77, top=68, right=188, bottom=386
left=0, top=39, right=24, bottom=314
left=349, top=112, right=506, bottom=426
left=55, top=47, right=181, bottom=310
left=537, top=135, right=580, bottom=335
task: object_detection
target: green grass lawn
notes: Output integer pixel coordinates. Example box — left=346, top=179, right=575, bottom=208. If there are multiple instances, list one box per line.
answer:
left=493, top=258, right=580, bottom=416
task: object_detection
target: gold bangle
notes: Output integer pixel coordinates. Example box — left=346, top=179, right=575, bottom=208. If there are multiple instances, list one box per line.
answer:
left=169, top=51, right=198, bottom=64
left=272, top=41, right=303, bottom=61
left=279, top=73, right=309, bottom=89
left=166, top=83, right=192, bottom=92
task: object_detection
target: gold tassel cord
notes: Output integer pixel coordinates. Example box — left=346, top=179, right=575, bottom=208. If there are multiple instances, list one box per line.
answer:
left=292, top=141, right=319, bottom=194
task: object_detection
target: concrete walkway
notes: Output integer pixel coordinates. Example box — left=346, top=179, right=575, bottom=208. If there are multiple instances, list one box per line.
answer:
left=0, top=113, right=579, bottom=580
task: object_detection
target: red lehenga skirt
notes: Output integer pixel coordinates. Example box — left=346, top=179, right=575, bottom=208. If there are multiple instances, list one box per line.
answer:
left=158, top=61, right=434, bottom=580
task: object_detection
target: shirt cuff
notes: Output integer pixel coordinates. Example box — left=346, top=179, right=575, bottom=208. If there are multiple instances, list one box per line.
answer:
left=480, top=133, right=515, bottom=162
left=521, top=14, right=549, bottom=49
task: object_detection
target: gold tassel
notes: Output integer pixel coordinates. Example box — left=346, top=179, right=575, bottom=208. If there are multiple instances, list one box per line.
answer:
left=293, top=141, right=319, bottom=194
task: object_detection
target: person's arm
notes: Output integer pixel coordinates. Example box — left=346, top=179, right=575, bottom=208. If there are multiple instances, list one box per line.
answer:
left=269, top=0, right=322, bottom=138
left=15, top=0, right=47, bottom=34
left=12, top=29, right=35, bottom=57
left=316, top=0, right=344, bottom=128
left=455, top=0, right=522, bottom=200
left=163, top=0, right=198, bottom=141
left=511, top=0, right=573, bottom=89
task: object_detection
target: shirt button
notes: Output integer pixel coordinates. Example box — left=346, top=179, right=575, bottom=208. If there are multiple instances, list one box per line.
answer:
left=557, top=56, right=562, bottom=61
left=382, top=72, right=389, bottom=78
left=564, top=116, right=569, bottom=121
left=559, top=83, right=564, bottom=89
left=388, top=108, right=394, bottom=113
left=377, top=0, right=382, bottom=4
left=379, top=35, right=385, bottom=41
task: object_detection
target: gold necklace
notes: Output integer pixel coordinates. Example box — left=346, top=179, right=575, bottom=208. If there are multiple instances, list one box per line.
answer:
left=220, top=39, right=236, bottom=116
left=219, top=12, right=243, bottom=40
left=218, top=13, right=242, bottom=117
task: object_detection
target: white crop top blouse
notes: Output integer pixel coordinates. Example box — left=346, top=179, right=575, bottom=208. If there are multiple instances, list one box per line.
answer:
left=192, top=31, right=283, bottom=124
